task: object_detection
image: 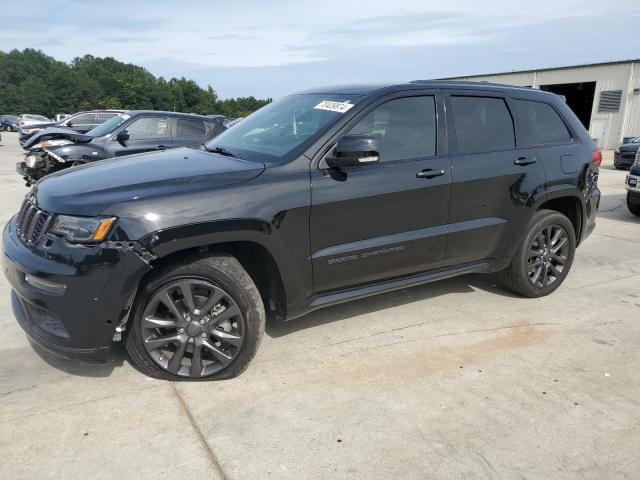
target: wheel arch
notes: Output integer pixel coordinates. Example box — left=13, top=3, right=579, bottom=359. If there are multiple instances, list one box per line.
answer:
left=140, top=225, right=292, bottom=320
left=534, top=189, right=584, bottom=244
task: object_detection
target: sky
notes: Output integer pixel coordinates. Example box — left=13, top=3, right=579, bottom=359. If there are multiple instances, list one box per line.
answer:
left=1, top=0, right=639, bottom=99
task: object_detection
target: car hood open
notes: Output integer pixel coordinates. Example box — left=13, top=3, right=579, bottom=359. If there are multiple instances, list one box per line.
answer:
left=34, top=148, right=265, bottom=216
left=23, top=127, right=93, bottom=149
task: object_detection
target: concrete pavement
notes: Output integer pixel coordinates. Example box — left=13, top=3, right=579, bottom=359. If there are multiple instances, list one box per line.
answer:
left=0, top=131, right=638, bottom=479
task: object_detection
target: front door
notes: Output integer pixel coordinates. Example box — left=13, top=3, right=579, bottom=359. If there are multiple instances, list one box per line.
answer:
left=310, top=92, right=452, bottom=293
left=109, top=116, right=173, bottom=156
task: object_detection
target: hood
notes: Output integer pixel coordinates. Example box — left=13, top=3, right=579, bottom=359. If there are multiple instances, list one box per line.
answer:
left=23, top=127, right=92, bottom=149
left=619, top=143, right=640, bottom=153
left=34, top=148, right=265, bottom=216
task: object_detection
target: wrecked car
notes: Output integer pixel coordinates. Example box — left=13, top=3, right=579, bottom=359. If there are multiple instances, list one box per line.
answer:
left=18, top=111, right=227, bottom=186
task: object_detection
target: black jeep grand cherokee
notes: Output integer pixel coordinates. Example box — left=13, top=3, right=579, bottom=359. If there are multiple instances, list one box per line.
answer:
left=3, top=81, right=600, bottom=380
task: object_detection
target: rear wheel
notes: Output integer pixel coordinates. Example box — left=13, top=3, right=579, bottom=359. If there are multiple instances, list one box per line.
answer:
left=628, top=192, right=640, bottom=216
left=498, top=209, right=576, bottom=298
left=124, top=254, right=265, bottom=380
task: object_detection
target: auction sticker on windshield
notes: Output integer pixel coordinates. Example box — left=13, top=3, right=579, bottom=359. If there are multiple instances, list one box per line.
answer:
left=314, top=101, right=355, bottom=113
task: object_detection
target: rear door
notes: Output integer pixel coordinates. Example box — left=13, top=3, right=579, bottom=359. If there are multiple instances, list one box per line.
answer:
left=108, top=116, right=173, bottom=157
left=173, top=118, right=211, bottom=148
left=310, top=91, right=452, bottom=292
left=443, top=91, right=545, bottom=266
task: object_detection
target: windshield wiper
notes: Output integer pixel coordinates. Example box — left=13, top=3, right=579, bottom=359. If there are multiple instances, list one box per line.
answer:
left=203, top=144, right=241, bottom=158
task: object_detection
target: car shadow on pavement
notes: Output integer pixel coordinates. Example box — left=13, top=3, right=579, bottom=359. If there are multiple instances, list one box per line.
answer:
left=267, top=272, right=517, bottom=338
left=28, top=338, right=127, bottom=378
left=598, top=193, right=639, bottom=223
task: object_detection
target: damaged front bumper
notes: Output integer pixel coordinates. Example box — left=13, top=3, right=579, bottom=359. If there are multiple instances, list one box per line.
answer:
left=2, top=217, right=153, bottom=362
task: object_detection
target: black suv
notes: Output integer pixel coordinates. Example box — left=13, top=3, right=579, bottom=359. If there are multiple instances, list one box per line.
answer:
left=18, top=111, right=226, bottom=185
left=3, top=82, right=600, bottom=380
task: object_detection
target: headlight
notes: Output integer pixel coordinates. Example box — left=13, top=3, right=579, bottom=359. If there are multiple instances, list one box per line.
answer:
left=635, top=151, right=640, bottom=166
left=50, top=215, right=116, bottom=243
left=25, top=155, right=39, bottom=168
left=32, top=139, right=72, bottom=149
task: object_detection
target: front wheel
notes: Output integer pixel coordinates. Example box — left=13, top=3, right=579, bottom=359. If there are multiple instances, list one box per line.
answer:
left=498, top=209, right=576, bottom=298
left=124, top=254, right=265, bottom=380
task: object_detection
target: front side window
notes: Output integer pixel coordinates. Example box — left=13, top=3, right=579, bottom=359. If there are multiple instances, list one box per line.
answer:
left=87, top=114, right=129, bottom=137
left=126, top=117, right=170, bottom=140
left=176, top=119, right=207, bottom=138
left=203, top=94, right=363, bottom=164
left=513, top=99, right=572, bottom=145
left=348, top=96, right=436, bottom=162
left=451, top=96, right=515, bottom=154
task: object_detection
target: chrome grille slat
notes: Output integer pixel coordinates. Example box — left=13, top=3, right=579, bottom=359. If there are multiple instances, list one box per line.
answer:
left=15, top=199, right=50, bottom=245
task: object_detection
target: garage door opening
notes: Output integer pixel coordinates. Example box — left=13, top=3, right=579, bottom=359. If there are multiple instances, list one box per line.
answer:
left=539, top=82, right=596, bottom=129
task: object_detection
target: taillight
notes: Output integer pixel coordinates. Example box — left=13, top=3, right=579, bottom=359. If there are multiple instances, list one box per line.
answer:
left=592, top=150, right=602, bottom=167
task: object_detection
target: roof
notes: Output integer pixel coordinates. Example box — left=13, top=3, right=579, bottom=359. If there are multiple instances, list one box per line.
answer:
left=295, top=80, right=539, bottom=96
left=442, top=58, right=640, bottom=80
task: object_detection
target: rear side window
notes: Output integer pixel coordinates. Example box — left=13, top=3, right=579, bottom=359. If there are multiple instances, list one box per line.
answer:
left=450, top=96, right=515, bottom=154
left=70, top=113, right=96, bottom=125
left=348, top=96, right=437, bottom=162
left=97, top=112, right=119, bottom=122
left=176, top=119, right=207, bottom=138
left=514, top=99, right=572, bottom=145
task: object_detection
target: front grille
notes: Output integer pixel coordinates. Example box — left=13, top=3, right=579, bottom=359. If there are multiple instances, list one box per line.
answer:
left=16, top=199, right=52, bottom=245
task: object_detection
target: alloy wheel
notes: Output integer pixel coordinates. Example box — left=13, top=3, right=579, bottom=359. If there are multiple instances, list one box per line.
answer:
left=527, top=224, right=569, bottom=288
left=140, top=279, right=245, bottom=378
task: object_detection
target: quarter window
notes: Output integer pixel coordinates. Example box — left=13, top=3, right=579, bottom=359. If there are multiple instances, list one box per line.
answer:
left=126, top=117, right=170, bottom=140
left=450, top=96, right=515, bottom=153
left=348, top=96, right=437, bottom=162
left=513, top=99, right=572, bottom=145
left=176, top=119, right=207, bottom=138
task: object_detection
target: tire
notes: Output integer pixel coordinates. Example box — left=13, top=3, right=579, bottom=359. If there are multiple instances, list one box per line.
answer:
left=497, top=209, right=576, bottom=298
left=628, top=192, right=640, bottom=217
left=124, top=253, right=265, bottom=380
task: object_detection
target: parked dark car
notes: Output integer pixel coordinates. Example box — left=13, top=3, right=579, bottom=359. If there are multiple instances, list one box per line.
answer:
left=626, top=157, right=640, bottom=216
left=614, top=137, right=640, bottom=170
left=19, top=110, right=124, bottom=145
left=18, top=111, right=226, bottom=185
left=3, top=81, right=600, bottom=380
left=0, top=115, right=20, bottom=132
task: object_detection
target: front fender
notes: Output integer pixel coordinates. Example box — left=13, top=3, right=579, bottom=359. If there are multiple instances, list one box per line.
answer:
left=137, top=218, right=310, bottom=310
left=48, top=144, right=105, bottom=163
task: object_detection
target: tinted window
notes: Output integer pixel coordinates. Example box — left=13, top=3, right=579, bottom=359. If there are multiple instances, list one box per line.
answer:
left=349, top=96, right=436, bottom=161
left=176, top=119, right=207, bottom=138
left=514, top=99, right=572, bottom=145
left=69, top=113, right=95, bottom=125
left=451, top=96, right=515, bottom=153
left=126, top=117, right=170, bottom=140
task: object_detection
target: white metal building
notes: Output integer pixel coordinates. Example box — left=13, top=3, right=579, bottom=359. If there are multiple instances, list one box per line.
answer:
left=446, top=60, right=640, bottom=149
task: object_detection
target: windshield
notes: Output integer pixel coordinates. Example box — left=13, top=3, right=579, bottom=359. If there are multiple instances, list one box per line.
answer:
left=203, top=94, right=363, bottom=163
left=86, top=114, right=129, bottom=137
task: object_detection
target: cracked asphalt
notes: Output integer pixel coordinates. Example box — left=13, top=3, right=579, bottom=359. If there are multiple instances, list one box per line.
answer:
left=0, top=131, right=638, bottom=479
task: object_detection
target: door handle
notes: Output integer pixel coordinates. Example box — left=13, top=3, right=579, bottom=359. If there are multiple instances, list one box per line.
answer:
left=514, top=157, right=536, bottom=166
left=156, top=145, right=168, bottom=150
left=416, top=169, right=445, bottom=179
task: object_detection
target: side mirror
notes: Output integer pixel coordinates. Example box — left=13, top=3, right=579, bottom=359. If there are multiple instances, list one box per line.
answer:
left=326, top=134, right=380, bottom=168
left=116, top=130, right=130, bottom=142
left=65, top=120, right=73, bottom=127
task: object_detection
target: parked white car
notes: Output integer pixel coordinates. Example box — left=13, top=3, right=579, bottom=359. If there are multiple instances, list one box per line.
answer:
left=17, top=114, right=52, bottom=128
